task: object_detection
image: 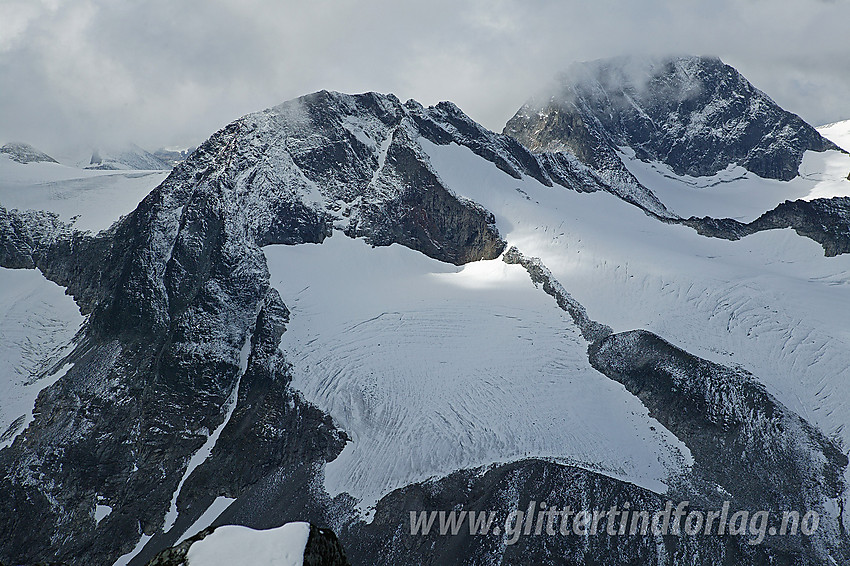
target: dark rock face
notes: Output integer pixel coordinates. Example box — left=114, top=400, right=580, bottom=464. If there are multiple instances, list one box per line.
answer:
left=0, top=207, right=70, bottom=269
left=0, top=142, right=59, bottom=164
left=736, top=197, right=850, bottom=257
left=340, top=459, right=796, bottom=566
left=303, top=525, right=351, bottom=566
left=589, top=330, right=849, bottom=563
left=201, top=90, right=509, bottom=266
left=343, top=119, right=505, bottom=264
left=683, top=197, right=850, bottom=256
left=505, top=55, right=841, bottom=182
left=0, top=237, right=345, bottom=564
left=405, top=96, right=671, bottom=216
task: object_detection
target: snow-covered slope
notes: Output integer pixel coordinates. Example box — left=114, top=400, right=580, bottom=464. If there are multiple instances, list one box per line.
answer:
left=266, top=236, right=690, bottom=511
left=148, top=521, right=350, bottom=566
left=618, top=145, right=850, bottom=221
left=186, top=522, right=309, bottom=566
left=266, top=115, right=849, bottom=524
left=600, top=116, right=850, bottom=223
left=0, top=268, right=84, bottom=449
left=820, top=119, right=850, bottom=152
left=422, top=137, right=850, bottom=459
left=0, top=154, right=169, bottom=232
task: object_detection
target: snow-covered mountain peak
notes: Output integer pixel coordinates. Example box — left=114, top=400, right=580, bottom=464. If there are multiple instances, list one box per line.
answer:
left=177, top=89, right=670, bottom=247
left=506, top=55, right=840, bottom=182
left=0, top=142, right=59, bottom=165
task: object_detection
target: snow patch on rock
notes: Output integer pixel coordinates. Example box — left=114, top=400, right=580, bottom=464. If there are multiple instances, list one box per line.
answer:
left=185, top=522, right=309, bottom=566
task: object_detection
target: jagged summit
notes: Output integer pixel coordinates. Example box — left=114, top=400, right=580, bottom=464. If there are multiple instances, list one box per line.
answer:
left=505, top=55, right=840, bottom=181
left=163, top=88, right=669, bottom=255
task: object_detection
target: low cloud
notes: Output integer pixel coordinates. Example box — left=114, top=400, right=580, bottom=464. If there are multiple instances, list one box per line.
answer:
left=1, top=0, right=848, bottom=153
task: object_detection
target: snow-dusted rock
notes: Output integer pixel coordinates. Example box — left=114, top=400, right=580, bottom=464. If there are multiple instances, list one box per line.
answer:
left=0, top=142, right=58, bottom=164
left=506, top=55, right=840, bottom=181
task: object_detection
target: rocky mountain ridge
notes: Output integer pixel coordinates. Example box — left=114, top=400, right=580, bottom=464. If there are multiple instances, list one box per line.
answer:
left=1, top=60, right=849, bottom=565
left=505, top=55, right=841, bottom=182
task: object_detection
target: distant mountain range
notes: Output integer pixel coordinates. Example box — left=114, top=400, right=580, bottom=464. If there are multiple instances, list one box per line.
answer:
left=85, top=144, right=171, bottom=170
left=0, top=141, right=193, bottom=171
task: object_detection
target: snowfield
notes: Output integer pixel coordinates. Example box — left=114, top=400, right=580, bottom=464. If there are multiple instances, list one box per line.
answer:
left=619, top=146, right=850, bottom=221
left=185, top=522, right=309, bottom=566
left=263, top=118, right=850, bottom=517
left=421, top=137, right=850, bottom=458
left=819, top=119, right=850, bottom=152
left=0, top=268, right=84, bottom=449
left=266, top=236, right=692, bottom=512
left=0, top=154, right=169, bottom=232
left=0, top=154, right=166, bottom=450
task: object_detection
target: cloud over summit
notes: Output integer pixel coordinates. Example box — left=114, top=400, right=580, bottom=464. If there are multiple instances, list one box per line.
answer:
left=1, top=0, right=848, bottom=153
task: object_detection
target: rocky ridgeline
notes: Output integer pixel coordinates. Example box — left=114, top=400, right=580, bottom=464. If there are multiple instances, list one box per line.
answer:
left=0, top=90, right=650, bottom=565
left=683, top=197, right=850, bottom=256
left=1, top=64, right=849, bottom=565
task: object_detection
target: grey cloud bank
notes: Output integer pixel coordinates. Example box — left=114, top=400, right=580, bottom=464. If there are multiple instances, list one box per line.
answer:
left=1, top=0, right=848, bottom=154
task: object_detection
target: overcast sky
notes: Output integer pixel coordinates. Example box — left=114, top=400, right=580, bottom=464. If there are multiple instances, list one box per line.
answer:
left=1, top=0, right=848, bottom=154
